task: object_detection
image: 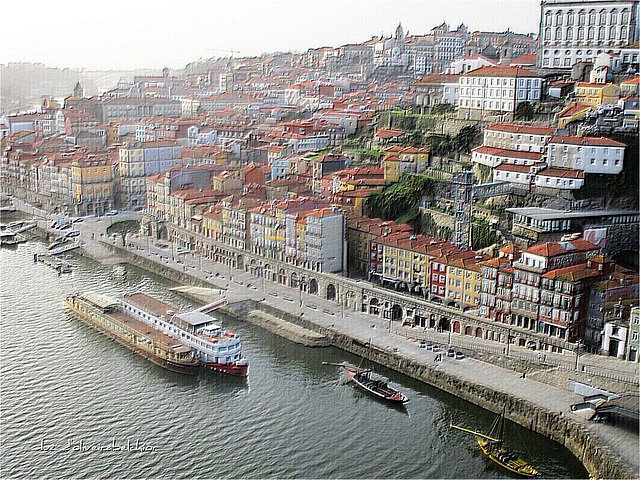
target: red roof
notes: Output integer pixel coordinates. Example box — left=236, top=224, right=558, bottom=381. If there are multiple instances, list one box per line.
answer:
left=536, top=167, right=583, bottom=179
left=485, top=123, right=555, bottom=136
left=462, top=66, right=541, bottom=78
left=494, top=163, right=535, bottom=172
left=375, top=128, right=405, bottom=139
left=415, top=73, right=460, bottom=85
left=549, top=135, right=626, bottom=147
left=473, top=146, right=543, bottom=161
left=525, top=239, right=599, bottom=257
left=510, top=52, right=537, bottom=66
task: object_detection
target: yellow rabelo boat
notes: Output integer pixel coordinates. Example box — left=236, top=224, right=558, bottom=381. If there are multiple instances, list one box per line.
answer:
left=450, top=407, right=541, bottom=478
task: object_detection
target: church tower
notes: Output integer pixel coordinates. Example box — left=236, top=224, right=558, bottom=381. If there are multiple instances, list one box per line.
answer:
left=395, top=22, right=405, bottom=41
left=73, top=81, right=84, bottom=98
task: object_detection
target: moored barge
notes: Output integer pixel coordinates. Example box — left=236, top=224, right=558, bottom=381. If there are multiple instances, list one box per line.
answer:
left=65, top=291, right=249, bottom=376
left=64, top=292, right=199, bottom=375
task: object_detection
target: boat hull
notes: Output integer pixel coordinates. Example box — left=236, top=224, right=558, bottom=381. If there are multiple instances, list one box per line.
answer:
left=477, top=438, right=539, bottom=478
left=202, top=361, right=248, bottom=376
left=342, top=366, right=409, bottom=403
left=64, top=299, right=200, bottom=376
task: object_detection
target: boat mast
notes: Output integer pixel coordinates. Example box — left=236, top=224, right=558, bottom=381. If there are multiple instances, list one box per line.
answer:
left=497, top=405, right=507, bottom=446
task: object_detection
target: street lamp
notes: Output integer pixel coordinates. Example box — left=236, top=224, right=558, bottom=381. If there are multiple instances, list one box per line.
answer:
left=574, top=340, right=582, bottom=371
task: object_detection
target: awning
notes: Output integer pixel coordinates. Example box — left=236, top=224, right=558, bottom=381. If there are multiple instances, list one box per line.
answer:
left=172, top=345, right=192, bottom=354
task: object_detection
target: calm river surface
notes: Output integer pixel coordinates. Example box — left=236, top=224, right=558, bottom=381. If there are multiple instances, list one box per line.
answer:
left=1, top=241, right=588, bottom=478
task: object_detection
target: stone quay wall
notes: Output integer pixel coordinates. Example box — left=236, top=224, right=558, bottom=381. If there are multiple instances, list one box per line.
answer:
left=76, top=240, right=635, bottom=479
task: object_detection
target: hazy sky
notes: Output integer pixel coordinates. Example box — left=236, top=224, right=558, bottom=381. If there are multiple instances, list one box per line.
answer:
left=3, top=0, right=540, bottom=71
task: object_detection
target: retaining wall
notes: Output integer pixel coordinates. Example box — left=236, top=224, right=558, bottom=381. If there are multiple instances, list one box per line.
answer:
left=83, top=242, right=636, bottom=479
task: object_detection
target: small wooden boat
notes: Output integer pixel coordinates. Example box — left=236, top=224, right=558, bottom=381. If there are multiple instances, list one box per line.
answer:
left=450, top=407, right=540, bottom=478
left=341, top=364, right=409, bottom=403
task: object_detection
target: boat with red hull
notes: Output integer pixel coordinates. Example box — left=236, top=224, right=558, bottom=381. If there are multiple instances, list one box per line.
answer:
left=121, top=292, right=249, bottom=377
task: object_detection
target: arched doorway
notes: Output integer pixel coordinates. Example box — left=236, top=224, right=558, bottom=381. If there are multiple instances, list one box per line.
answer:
left=464, top=326, right=472, bottom=336
left=278, top=268, right=286, bottom=285
left=453, top=321, right=461, bottom=334
left=429, top=314, right=436, bottom=329
left=308, top=278, right=318, bottom=295
left=236, top=254, right=244, bottom=270
left=290, top=272, right=299, bottom=288
left=369, top=298, right=380, bottom=315
left=326, top=284, right=336, bottom=301
left=439, top=317, right=450, bottom=332
left=475, top=327, right=483, bottom=338
left=391, top=304, right=403, bottom=322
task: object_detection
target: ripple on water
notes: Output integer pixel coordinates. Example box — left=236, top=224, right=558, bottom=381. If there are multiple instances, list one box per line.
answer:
left=0, top=242, right=589, bottom=479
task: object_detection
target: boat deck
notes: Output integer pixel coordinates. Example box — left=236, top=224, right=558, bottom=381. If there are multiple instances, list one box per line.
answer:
left=106, top=310, right=184, bottom=350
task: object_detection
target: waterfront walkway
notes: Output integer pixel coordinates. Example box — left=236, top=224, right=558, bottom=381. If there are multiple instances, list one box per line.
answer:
left=20, top=206, right=640, bottom=475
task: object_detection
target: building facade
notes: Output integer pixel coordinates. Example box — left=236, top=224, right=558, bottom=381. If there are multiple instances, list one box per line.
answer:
left=539, top=0, right=640, bottom=69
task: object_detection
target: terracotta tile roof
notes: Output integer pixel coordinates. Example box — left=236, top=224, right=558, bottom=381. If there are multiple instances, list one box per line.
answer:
left=462, top=66, right=541, bottom=78
left=414, top=73, right=461, bottom=85
left=536, top=166, right=584, bottom=179
left=485, top=123, right=555, bottom=136
left=557, top=102, right=592, bottom=118
left=549, top=135, right=626, bottom=148
left=494, top=163, right=535, bottom=172
left=542, top=263, right=601, bottom=282
left=621, top=77, right=640, bottom=85
left=473, top=146, right=543, bottom=161
left=525, top=238, right=599, bottom=257
left=375, top=128, right=405, bottom=139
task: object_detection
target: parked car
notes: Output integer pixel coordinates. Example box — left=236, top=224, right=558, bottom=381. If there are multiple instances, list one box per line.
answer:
left=455, top=352, right=465, bottom=360
left=418, top=340, right=426, bottom=348
left=72, top=217, right=84, bottom=223
left=58, top=224, right=71, bottom=230
left=446, top=348, right=455, bottom=357
left=65, top=230, right=80, bottom=238
left=105, top=209, right=118, bottom=216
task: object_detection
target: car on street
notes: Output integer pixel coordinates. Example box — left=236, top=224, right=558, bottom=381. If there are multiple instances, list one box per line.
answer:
left=446, top=348, right=455, bottom=357
left=72, top=217, right=84, bottom=223
left=59, top=223, right=72, bottom=230
left=105, top=210, right=118, bottom=216
left=455, top=352, right=464, bottom=360
left=418, top=340, right=426, bottom=348
left=65, top=230, right=80, bottom=238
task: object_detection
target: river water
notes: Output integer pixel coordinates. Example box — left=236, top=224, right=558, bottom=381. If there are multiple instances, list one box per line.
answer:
left=1, top=241, right=588, bottom=479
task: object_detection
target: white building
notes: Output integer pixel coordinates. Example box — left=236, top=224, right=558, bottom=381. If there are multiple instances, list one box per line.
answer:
left=445, top=54, right=497, bottom=74
left=534, top=166, right=584, bottom=190
left=483, top=123, right=555, bottom=152
left=472, top=146, right=544, bottom=168
left=458, top=66, right=543, bottom=119
left=493, top=163, right=535, bottom=186
left=539, top=0, right=640, bottom=69
left=546, top=135, right=626, bottom=174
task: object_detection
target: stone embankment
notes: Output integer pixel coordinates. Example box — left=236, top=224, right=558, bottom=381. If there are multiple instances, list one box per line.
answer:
left=31, top=231, right=637, bottom=479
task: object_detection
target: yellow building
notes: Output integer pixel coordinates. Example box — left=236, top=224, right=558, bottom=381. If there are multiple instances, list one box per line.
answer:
left=70, top=155, right=114, bottom=216
left=382, top=146, right=430, bottom=183
left=202, top=206, right=223, bottom=242
left=573, top=82, right=619, bottom=107
left=381, top=235, right=438, bottom=291
left=445, top=255, right=487, bottom=309
left=556, top=102, right=592, bottom=129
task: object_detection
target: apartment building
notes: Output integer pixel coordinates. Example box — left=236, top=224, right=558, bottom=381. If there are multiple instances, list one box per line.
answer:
left=539, top=0, right=639, bottom=69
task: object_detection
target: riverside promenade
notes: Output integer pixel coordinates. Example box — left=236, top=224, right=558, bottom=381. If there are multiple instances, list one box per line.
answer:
left=20, top=207, right=640, bottom=478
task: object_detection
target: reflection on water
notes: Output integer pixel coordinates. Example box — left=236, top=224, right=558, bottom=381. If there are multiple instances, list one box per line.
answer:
left=0, top=241, right=588, bottom=479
